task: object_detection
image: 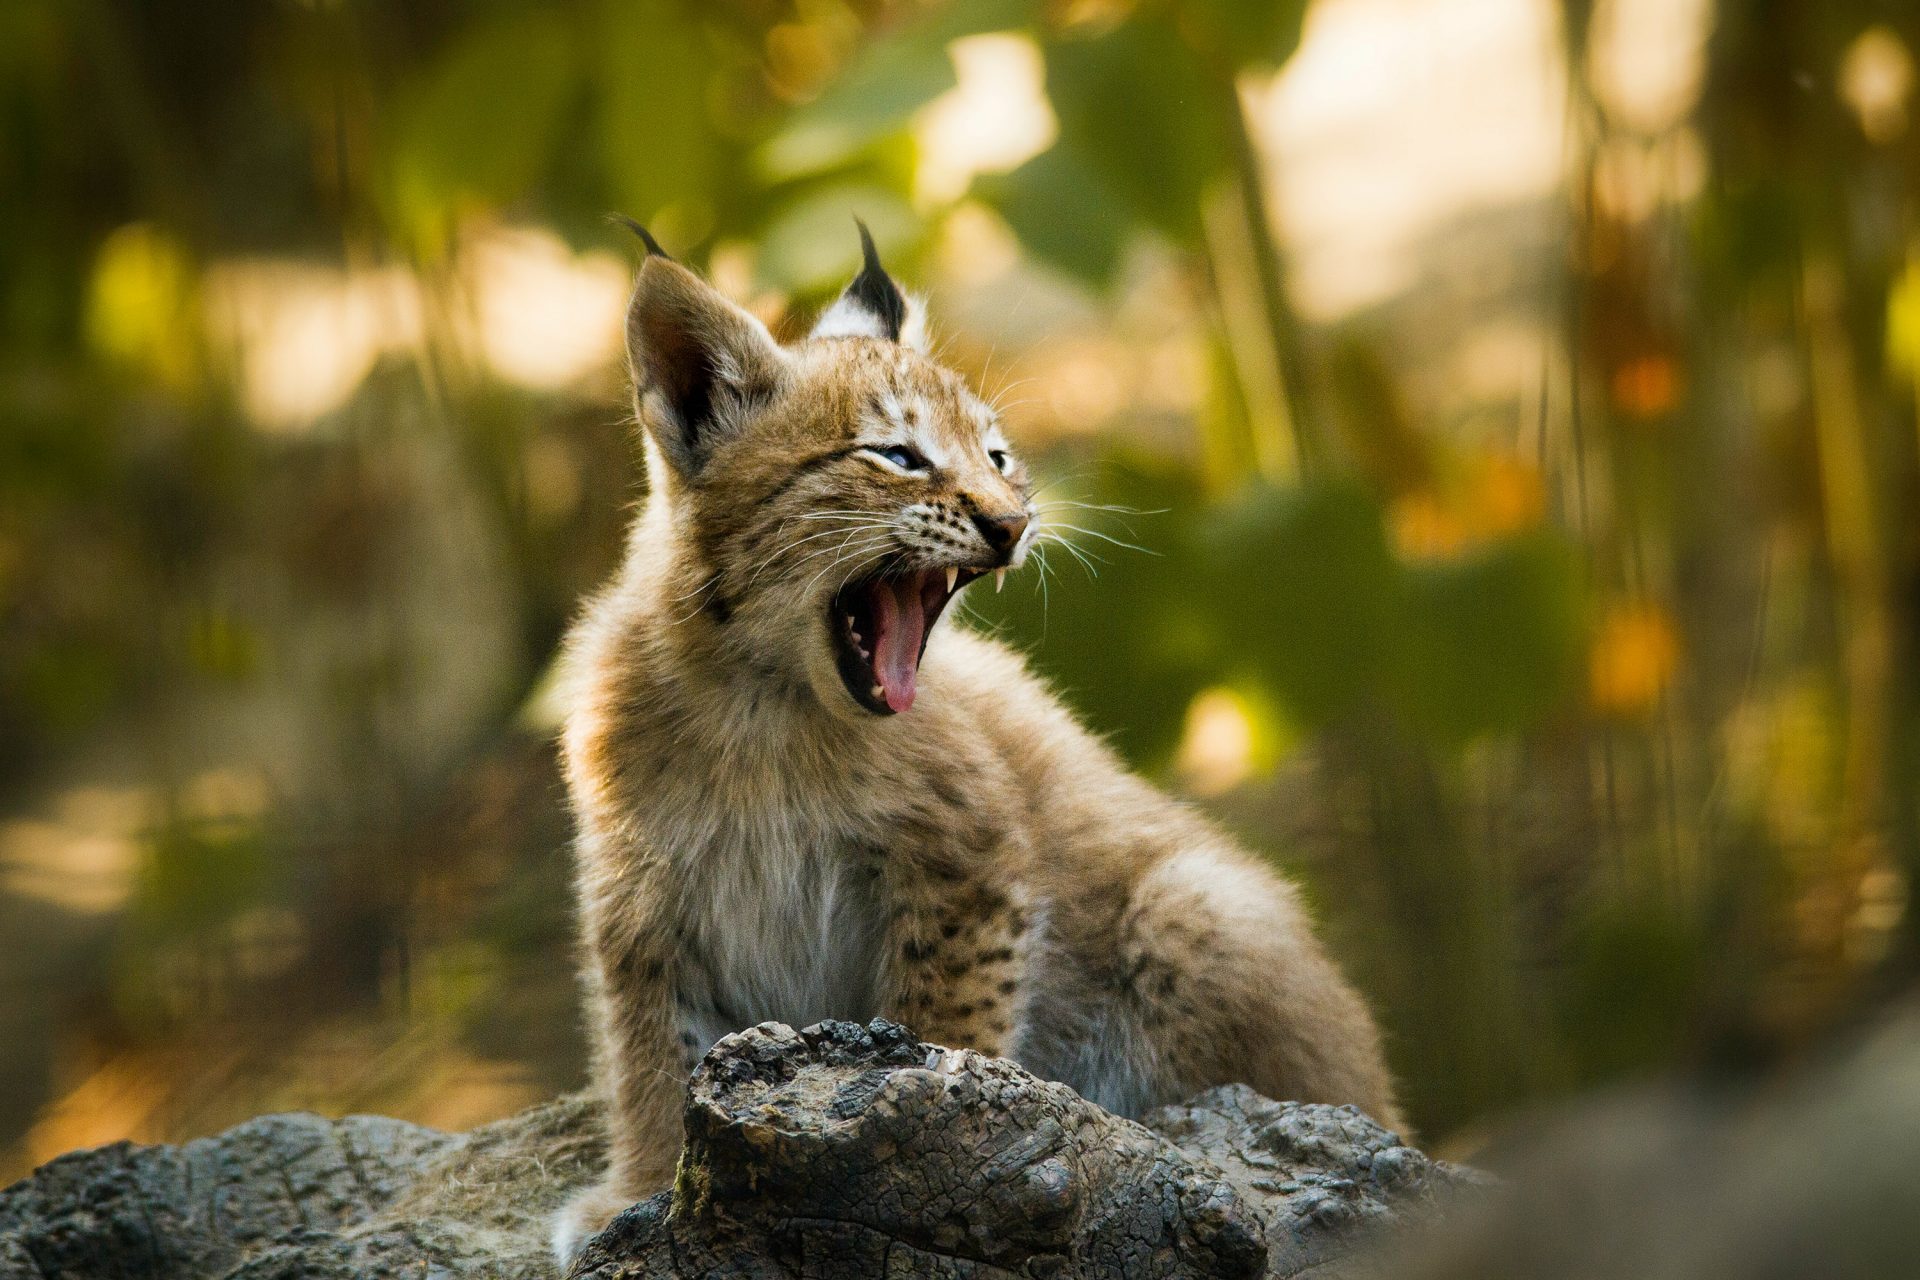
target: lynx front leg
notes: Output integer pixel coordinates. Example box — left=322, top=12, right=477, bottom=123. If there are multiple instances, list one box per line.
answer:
left=552, top=919, right=690, bottom=1263
left=883, top=862, right=1032, bottom=1059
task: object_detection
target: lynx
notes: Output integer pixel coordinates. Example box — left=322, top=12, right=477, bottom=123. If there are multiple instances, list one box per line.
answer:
left=552, top=225, right=1400, bottom=1260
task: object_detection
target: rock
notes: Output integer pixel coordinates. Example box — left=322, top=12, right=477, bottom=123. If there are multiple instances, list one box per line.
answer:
left=1373, top=997, right=1920, bottom=1280
left=0, top=1020, right=1474, bottom=1279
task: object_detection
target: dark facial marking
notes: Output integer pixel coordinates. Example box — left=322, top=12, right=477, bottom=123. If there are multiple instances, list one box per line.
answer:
left=753, top=445, right=863, bottom=516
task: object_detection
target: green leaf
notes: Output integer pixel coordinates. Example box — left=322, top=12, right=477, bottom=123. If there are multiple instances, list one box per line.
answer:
left=759, top=40, right=955, bottom=181
left=757, top=0, right=1039, bottom=182
left=1042, top=15, right=1232, bottom=244
left=916, top=0, right=1043, bottom=45
left=595, top=0, right=717, bottom=221
left=1200, top=481, right=1400, bottom=727
left=1562, top=895, right=1703, bottom=1080
left=1180, top=0, right=1312, bottom=69
left=757, top=185, right=919, bottom=293
left=1389, top=532, right=1586, bottom=742
left=390, top=12, right=578, bottom=220
left=129, top=820, right=271, bottom=939
left=976, top=144, right=1134, bottom=286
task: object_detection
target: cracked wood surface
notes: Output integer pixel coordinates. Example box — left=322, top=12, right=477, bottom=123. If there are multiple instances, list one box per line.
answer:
left=1, top=1020, right=1474, bottom=1279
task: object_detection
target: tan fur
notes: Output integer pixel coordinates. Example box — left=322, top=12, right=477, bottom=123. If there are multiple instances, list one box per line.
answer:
left=551, top=252, right=1400, bottom=1261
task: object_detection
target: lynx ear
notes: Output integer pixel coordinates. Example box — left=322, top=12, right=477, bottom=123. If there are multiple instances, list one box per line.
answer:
left=626, top=252, right=788, bottom=476
left=810, top=220, right=928, bottom=351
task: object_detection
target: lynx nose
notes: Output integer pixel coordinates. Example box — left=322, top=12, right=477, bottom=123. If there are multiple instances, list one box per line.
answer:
left=972, top=511, right=1029, bottom=558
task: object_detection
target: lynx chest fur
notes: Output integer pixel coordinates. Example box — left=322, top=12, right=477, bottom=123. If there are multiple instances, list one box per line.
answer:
left=660, top=797, right=890, bottom=1057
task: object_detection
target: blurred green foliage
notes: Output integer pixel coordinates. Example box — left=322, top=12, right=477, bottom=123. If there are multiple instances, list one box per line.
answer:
left=2, top=0, right=1919, bottom=1169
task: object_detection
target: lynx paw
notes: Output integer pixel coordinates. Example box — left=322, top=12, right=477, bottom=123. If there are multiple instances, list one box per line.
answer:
left=551, top=1178, right=648, bottom=1267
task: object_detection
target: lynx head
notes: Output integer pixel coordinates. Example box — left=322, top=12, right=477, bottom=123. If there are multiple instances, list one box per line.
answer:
left=623, top=223, right=1032, bottom=719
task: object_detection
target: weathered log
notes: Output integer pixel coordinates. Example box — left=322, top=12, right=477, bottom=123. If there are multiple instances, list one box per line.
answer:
left=0, top=1019, right=1474, bottom=1279
left=0, top=1093, right=599, bottom=1279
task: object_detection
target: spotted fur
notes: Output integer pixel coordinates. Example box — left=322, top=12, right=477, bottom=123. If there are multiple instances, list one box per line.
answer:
left=551, top=243, right=1400, bottom=1262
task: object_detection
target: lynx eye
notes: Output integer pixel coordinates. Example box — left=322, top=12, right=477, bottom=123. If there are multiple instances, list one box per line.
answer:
left=870, top=445, right=928, bottom=472
left=988, top=449, right=1011, bottom=473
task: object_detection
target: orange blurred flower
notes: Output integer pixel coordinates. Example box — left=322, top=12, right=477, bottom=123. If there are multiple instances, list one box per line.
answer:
left=1610, top=353, right=1683, bottom=419
left=1391, top=450, right=1546, bottom=561
left=1473, top=451, right=1547, bottom=536
left=1590, top=601, right=1681, bottom=714
left=1390, top=491, right=1469, bottom=560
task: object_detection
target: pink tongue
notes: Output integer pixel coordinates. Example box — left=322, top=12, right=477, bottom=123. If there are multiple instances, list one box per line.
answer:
left=871, top=576, right=926, bottom=712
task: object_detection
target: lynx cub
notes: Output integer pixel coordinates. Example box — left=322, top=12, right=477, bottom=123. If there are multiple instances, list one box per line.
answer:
left=552, top=226, right=1399, bottom=1260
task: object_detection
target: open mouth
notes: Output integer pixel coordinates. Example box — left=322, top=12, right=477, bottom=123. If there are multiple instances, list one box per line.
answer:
left=830, top=567, right=990, bottom=714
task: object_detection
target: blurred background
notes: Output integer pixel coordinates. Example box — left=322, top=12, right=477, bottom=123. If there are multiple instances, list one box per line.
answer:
left=2, top=0, right=1918, bottom=1181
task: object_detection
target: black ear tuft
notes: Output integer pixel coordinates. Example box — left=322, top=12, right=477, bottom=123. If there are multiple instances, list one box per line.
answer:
left=610, top=214, right=671, bottom=261
left=807, top=217, right=924, bottom=347
left=847, top=218, right=907, bottom=342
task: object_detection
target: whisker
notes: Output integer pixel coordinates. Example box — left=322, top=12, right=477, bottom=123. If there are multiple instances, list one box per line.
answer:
left=792, top=531, right=893, bottom=579
left=764, top=535, right=894, bottom=585
left=743, top=520, right=897, bottom=587
left=667, top=530, right=897, bottom=629
left=663, top=581, right=729, bottom=628
left=1041, top=521, right=1159, bottom=556
left=1041, top=532, right=1104, bottom=578
left=848, top=546, right=909, bottom=594
left=1032, top=545, right=1054, bottom=636
left=754, top=520, right=894, bottom=561
left=666, top=571, right=723, bottom=604
left=1032, top=499, right=1168, bottom=517
left=785, top=509, right=896, bottom=522
left=986, top=375, right=1038, bottom=412
left=799, top=533, right=897, bottom=600
left=1032, top=507, right=1145, bottom=541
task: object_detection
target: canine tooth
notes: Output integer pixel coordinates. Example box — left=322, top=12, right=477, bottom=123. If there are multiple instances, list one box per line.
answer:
left=845, top=614, right=856, bottom=629
left=869, top=684, right=884, bottom=699
left=994, top=568, right=1006, bottom=592
left=944, top=566, right=958, bottom=593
